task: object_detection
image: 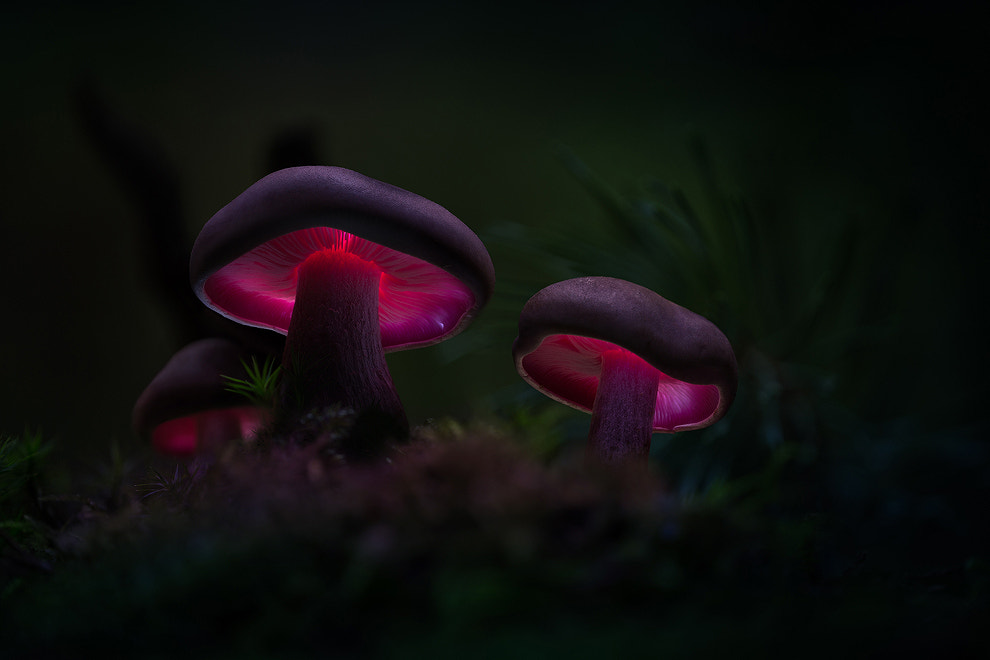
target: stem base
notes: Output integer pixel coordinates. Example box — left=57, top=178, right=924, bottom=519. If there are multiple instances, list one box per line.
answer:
left=276, top=249, right=408, bottom=455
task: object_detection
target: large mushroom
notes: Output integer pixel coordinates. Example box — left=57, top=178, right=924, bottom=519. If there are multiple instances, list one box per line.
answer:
left=189, top=166, right=495, bottom=448
left=133, top=338, right=266, bottom=457
left=512, top=277, right=737, bottom=464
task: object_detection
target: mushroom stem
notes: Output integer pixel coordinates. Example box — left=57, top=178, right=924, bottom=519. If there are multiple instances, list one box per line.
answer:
left=587, top=348, right=661, bottom=464
left=277, top=249, right=407, bottom=447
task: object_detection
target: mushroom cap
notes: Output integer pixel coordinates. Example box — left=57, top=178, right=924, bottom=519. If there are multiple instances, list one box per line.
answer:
left=190, top=166, right=496, bottom=351
left=512, top=277, right=738, bottom=432
left=132, top=338, right=263, bottom=455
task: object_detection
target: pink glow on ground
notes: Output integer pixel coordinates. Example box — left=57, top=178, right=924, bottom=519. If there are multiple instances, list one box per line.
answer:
left=201, top=228, right=475, bottom=349
left=520, top=334, right=721, bottom=431
left=151, top=406, right=263, bottom=457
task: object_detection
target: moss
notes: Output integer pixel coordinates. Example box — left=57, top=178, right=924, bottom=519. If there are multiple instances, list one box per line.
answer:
left=2, top=423, right=987, bottom=658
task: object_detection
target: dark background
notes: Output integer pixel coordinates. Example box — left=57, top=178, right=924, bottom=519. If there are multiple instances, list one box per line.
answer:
left=1, top=1, right=986, bottom=465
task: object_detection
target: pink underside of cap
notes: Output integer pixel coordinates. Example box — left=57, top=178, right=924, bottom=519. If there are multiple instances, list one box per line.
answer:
left=201, top=228, right=475, bottom=349
left=151, top=406, right=263, bottom=456
left=520, top=334, right=721, bottom=431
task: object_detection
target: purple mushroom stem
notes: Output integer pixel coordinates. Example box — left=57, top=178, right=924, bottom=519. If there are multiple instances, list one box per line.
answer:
left=280, top=249, right=404, bottom=430
left=587, top=348, right=663, bottom=463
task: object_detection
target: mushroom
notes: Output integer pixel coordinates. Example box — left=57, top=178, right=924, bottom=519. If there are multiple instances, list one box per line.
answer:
left=133, top=338, right=266, bottom=457
left=512, top=277, right=737, bottom=464
left=189, top=166, right=495, bottom=447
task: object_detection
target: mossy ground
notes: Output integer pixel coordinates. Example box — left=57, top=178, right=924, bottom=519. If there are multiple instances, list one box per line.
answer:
left=2, top=421, right=986, bottom=659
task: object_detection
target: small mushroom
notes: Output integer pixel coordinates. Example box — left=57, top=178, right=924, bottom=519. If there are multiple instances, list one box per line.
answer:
left=133, top=338, right=266, bottom=457
left=189, top=166, right=495, bottom=445
left=512, top=277, right=737, bottom=464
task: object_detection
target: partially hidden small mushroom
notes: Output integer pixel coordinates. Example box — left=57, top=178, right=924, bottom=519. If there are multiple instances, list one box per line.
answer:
left=189, top=166, right=495, bottom=445
left=512, top=277, right=737, bottom=464
left=133, top=338, right=266, bottom=457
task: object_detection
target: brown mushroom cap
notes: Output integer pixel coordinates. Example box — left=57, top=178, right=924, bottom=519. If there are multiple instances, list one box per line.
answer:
left=189, top=166, right=496, bottom=349
left=512, top=277, right=738, bottom=432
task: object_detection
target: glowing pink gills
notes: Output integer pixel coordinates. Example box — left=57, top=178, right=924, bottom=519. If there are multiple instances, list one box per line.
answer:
left=202, top=227, right=475, bottom=349
left=522, top=334, right=721, bottom=432
left=151, top=406, right=263, bottom=457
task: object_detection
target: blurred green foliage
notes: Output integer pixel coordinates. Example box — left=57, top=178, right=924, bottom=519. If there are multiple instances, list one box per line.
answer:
left=0, top=430, right=50, bottom=518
